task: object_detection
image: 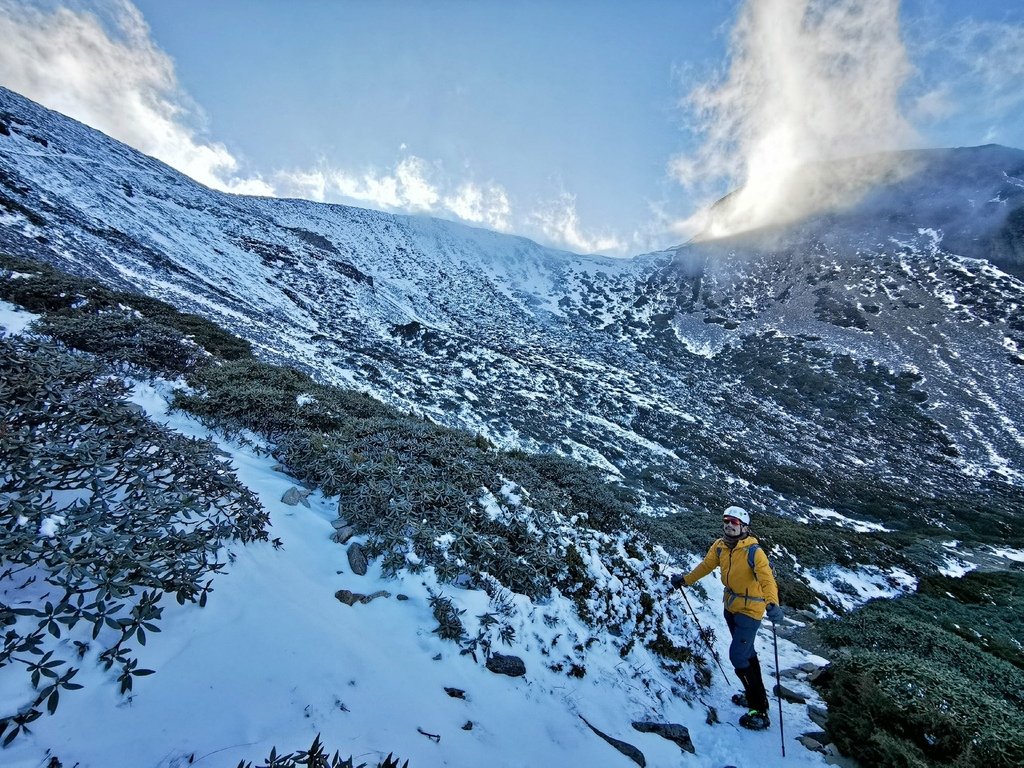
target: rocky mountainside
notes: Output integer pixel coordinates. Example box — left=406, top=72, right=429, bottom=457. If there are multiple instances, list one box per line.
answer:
left=2, top=85, right=1023, bottom=589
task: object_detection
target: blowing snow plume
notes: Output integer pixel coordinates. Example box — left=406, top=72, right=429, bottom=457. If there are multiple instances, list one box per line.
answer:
left=674, top=0, right=919, bottom=241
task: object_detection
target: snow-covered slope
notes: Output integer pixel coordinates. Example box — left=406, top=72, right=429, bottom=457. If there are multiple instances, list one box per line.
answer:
left=2, top=85, right=1022, bottom=578
left=0, top=352, right=833, bottom=768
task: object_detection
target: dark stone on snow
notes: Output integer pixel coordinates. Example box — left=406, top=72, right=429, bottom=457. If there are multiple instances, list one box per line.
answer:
left=808, top=663, right=834, bottom=685
left=444, top=687, right=466, bottom=699
left=331, top=524, right=357, bottom=544
left=774, top=683, right=807, bottom=704
left=396, top=594, right=409, bottom=601
left=462, top=721, right=473, bottom=731
left=486, top=653, right=526, bottom=677
left=281, top=486, right=311, bottom=507
left=580, top=716, right=645, bottom=767
left=631, top=721, right=695, bottom=754
left=807, top=704, right=828, bottom=729
left=347, top=543, right=368, bottom=575
left=334, top=589, right=390, bottom=606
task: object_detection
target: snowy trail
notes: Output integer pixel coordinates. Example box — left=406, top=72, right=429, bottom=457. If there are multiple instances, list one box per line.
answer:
left=0, top=307, right=833, bottom=766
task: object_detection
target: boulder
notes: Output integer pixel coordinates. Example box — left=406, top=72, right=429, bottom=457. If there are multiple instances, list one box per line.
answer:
left=331, top=524, right=357, bottom=544
left=631, top=721, right=695, bottom=754
left=281, top=486, right=311, bottom=507
left=347, top=543, right=368, bottom=575
left=334, top=589, right=390, bottom=606
left=807, top=704, right=829, bottom=729
left=773, top=683, right=807, bottom=704
left=580, top=716, right=645, bottom=767
left=486, top=653, right=526, bottom=677
left=799, top=734, right=827, bottom=753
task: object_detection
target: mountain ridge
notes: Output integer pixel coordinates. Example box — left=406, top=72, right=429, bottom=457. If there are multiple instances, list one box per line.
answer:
left=2, top=84, right=1023, bottom=579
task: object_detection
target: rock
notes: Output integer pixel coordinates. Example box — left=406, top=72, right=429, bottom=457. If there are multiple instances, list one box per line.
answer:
left=281, top=486, right=311, bottom=507
left=580, top=716, right=646, bottom=767
left=780, top=666, right=806, bottom=680
left=486, top=653, right=526, bottom=677
left=432, top=653, right=442, bottom=661
left=396, top=594, right=409, bottom=601
left=798, top=734, right=827, bottom=753
left=773, top=683, right=807, bottom=704
left=798, top=661, right=823, bottom=672
left=334, top=589, right=360, bottom=606
left=347, top=543, right=368, bottom=575
left=807, top=704, right=829, bottom=730
left=461, top=721, right=473, bottom=731
left=631, top=721, right=695, bottom=754
left=808, top=664, right=833, bottom=684
left=334, top=589, right=390, bottom=606
left=824, top=751, right=859, bottom=768
left=331, top=525, right=357, bottom=544
left=444, top=687, right=466, bottom=699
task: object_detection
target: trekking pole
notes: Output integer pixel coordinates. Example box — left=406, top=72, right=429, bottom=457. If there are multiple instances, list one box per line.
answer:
left=678, top=588, right=732, bottom=686
left=771, top=620, right=786, bottom=757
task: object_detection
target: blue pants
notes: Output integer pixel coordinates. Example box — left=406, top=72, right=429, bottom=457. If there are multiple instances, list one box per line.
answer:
left=724, top=610, right=761, bottom=669
left=724, top=610, right=769, bottom=713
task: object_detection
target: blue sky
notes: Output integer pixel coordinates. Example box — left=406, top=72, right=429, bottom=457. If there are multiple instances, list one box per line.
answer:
left=1, top=0, right=1023, bottom=255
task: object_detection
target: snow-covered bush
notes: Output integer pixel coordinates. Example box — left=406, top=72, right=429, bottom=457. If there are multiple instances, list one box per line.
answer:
left=174, top=358, right=393, bottom=437
left=0, top=336, right=269, bottom=744
left=0, top=253, right=252, bottom=362
left=236, top=734, right=407, bottom=768
left=818, top=572, right=1024, bottom=767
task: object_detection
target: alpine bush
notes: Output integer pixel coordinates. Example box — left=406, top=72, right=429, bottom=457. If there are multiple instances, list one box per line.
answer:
left=0, top=253, right=252, bottom=362
left=0, top=336, right=269, bottom=743
left=818, top=573, right=1024, bottom=767
left=236, top=733, right=408, bottom=768
left=34, top=310, right=208, bottom=374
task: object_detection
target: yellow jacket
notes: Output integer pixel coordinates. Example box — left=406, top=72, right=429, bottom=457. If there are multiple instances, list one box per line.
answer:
left=683, top=535, right=780, bottom=620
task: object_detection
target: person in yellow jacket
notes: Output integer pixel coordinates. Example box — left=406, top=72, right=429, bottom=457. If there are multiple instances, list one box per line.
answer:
left=671, top=505, right=783, bottom=731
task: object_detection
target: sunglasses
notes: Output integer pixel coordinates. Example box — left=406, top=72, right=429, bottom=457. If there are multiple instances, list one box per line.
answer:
left=722, top=517, right=743, bottom=526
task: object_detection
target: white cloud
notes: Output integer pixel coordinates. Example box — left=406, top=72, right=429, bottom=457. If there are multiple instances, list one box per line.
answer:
left=275, top=157, right=513, bottom=233
left=671, top=0, right=918, bottom=239
left=909, top=17, right=1024, bottom=142
left=0, top=0, right=623, bottom=255
left=532, top=193, right=625, bottom=255
left=444, top=182, right=512, bottom=232
left=0, top=0, right=266, bottom=194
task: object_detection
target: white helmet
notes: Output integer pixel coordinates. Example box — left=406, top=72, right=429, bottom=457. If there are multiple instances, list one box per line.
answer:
left=723, top=505, right=750, bottom=525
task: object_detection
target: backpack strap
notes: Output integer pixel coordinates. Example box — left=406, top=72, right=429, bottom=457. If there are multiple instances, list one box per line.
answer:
left=747, top=543, right=759, bottom=571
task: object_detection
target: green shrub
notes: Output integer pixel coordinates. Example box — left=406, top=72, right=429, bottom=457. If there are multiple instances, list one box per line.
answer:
left=236, top=734, right=408, bottom=768
left=824, top=650, right=1024, bottom=768
left=0, top=253, right=251, bottom=362
left=174, top=359, right=394, bottom=436
left=818, top=573, right=1024, bottom=767
left=34, top=311, right=208, bottom=373
left=0, top=336, right=268, bottom=744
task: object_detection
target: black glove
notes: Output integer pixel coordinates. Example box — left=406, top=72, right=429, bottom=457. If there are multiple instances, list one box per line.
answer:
left=670, top=573, right=685, bottom=589
left=766, top=603, right=784, bottom=623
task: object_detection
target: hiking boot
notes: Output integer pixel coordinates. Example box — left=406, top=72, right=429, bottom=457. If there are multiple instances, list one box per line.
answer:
left=739, top=709, right=770, bottom=731
left=731, top=692, right=748, bottom=708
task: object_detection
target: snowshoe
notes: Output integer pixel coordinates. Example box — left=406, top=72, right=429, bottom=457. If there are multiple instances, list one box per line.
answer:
left=739, top=709, right=770, bottom=731
left=731, top=692, right=748, bottom=708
